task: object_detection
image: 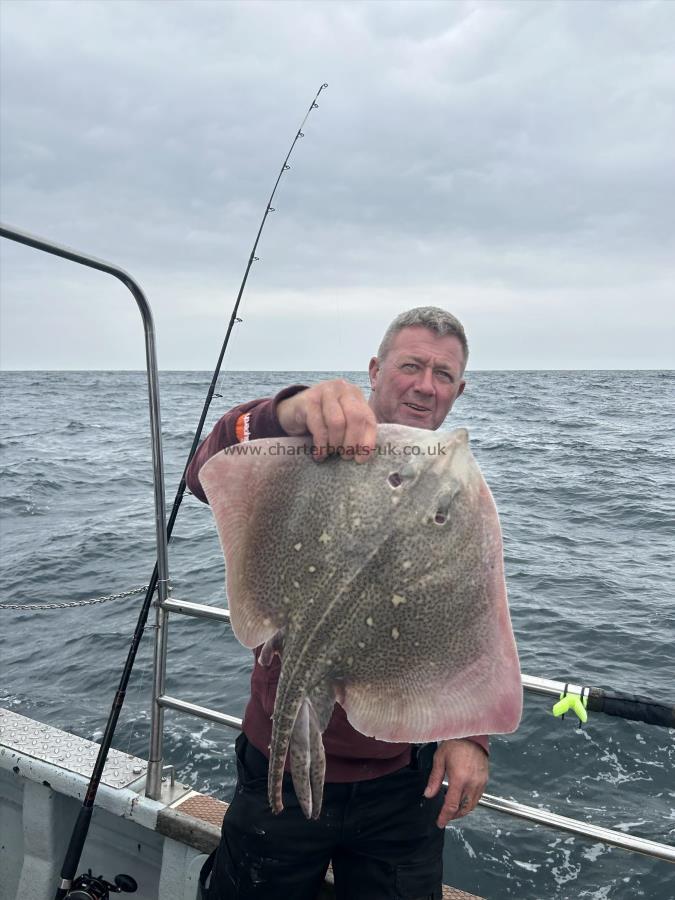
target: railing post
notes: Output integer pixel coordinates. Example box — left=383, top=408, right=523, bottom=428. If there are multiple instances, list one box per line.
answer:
left=0, top=223, right=171, bottom=801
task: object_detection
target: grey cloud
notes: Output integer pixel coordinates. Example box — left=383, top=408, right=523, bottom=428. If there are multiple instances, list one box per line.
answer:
left=1, top=0, right=674, bottom=370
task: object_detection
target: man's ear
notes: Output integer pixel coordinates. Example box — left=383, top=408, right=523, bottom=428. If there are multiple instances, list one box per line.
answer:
left=368, top=356, right=380, bottom=390
left=457, top=379, right=466, bottom=398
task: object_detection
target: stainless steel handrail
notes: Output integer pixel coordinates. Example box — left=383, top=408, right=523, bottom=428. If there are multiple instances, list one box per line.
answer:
left=155, top=695, right=675, bottom=863
left=158, top=695, right=243, bottom=730
left=521, top=673, right=586, bottom=699
left=161, top=597, right=231, bottom=622
left=478, top=794, right=674, bottom=863
left=0, top=223, right=171, bottom=801
left=160, top=600, right=640, bottom=706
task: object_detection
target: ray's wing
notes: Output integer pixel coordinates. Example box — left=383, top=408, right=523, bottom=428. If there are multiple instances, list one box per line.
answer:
left=332, top=479, right=522, bottom=742
left=198, top=437, right=313, bottom=647
left=336, top=612, right=522, bottom=743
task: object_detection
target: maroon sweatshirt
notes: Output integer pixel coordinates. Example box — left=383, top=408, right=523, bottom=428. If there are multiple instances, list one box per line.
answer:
left=186, top=385, right=489, bottom=781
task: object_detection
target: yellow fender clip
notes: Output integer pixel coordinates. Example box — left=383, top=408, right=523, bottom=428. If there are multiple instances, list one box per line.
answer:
left=552, top=690, right=588, bottom=723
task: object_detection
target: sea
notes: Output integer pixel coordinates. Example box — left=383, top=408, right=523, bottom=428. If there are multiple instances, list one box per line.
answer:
left=1, top=369, right=673, bottom=900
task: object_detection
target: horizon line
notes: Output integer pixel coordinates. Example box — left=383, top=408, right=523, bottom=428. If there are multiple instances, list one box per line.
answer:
left=1, top=367, right=673, bottom=374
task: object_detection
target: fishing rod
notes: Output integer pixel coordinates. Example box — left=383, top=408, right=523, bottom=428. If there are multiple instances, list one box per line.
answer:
left=53, top=82, right=328, bottom=900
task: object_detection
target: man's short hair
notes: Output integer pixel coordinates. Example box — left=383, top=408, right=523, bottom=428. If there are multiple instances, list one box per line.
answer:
left=377, top=307, right=469, bottom=370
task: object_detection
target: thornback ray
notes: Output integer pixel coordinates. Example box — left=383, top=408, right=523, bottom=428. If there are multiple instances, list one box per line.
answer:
left=199, top=424, right=522, bottom=819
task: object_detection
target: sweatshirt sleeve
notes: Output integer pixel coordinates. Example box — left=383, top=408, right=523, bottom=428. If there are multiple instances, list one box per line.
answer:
left=185, top=384, right=308, bottom=503
left=465, top=734, right=489, bottom=756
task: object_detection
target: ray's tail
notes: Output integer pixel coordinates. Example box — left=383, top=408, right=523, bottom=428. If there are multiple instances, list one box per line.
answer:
left=268, top=669, right=327, bottom=820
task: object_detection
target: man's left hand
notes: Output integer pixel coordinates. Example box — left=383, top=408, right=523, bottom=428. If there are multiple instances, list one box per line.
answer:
left=423, top=738, right=489, bottom=827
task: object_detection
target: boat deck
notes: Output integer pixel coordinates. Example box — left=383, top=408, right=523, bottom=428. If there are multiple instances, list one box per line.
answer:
left=1, top=707, right=482, bottom=900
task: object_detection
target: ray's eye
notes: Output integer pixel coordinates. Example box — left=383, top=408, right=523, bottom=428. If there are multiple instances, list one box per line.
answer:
left=388, top=472, right=402, bottom=488
left=434, top=490, right=455, bottom=525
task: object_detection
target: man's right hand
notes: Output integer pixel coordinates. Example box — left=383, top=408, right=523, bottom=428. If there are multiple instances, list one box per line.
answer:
left=277, top=380, right=377, bottom=463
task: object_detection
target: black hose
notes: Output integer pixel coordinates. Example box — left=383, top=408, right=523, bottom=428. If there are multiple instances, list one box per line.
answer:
left=586, top=688, right=674, bottom=728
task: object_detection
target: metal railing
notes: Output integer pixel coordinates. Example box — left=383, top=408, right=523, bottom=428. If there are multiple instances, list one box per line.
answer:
left=1, top=223, right=173, bottom=805
left=155, top=597, right=675, bottom=863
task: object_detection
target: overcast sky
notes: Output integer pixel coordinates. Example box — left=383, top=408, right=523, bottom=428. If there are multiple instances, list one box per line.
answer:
left=1, top=0, right=673, bottom=371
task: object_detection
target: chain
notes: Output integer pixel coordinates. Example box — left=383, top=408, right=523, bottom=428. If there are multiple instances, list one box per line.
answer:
left=0, top=585, right=150, bottom=611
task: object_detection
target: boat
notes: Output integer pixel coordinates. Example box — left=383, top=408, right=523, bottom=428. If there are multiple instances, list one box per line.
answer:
left=1, top=224, right=673, bottom=900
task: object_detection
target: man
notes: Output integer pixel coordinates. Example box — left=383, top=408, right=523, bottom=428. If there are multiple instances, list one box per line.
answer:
left=188, top=307, right=489, bottom=900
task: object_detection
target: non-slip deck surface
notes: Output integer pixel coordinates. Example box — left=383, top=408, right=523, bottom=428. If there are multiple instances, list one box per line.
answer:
left=0, top=708, right=146, bottom=788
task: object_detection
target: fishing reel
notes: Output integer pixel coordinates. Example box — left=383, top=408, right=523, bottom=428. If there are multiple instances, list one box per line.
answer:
left=64, top=870, right=137, bottom=899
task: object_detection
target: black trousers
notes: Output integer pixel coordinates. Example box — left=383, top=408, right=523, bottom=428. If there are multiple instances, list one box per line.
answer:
left=203, top=733, right=446, bottom=900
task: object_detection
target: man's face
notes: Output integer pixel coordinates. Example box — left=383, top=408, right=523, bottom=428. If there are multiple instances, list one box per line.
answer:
left=368, top=326, right=466, bottom=430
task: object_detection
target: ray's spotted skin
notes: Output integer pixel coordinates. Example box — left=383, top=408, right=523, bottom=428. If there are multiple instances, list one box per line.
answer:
left=199, top=424, right=522, bottom=819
